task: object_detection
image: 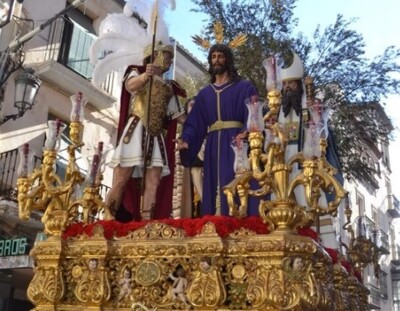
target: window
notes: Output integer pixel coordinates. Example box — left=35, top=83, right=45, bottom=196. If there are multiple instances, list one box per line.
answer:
left=356, top=191, right=365, bottom=216
left=393, top=280, right=400, bottom=311
left=380, top=271, right=388, bottom=299
left=372, top=206, right=378, bottom=228
left=58, top=8, right=96, bottom=79
left=385, top=177, right=392, bottom=196
left=381, top=141, right=391, bottom=170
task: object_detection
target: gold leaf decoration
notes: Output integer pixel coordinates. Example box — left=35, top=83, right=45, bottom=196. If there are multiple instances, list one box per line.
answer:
left=191, top=35, right=211, bottom=49
left=191, top=21, right=248, bottom=50
left=214, top=21, right=224, bottom=44
left=228, top=34, right=248, bottom=49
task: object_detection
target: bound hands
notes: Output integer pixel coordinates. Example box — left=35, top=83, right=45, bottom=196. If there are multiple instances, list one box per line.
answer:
left=175, top=138, right=189, bottom=150
left=235, top=131, right=248, bottom=142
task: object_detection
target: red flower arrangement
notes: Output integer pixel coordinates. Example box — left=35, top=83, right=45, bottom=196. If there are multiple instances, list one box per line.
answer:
left=297, top=226, right=319, bottom=242
left=63, top=216, right=323, bottom=240
left=340, top=259, right=352, bottom=274
left=324, top=247, right=339, bottom=264
left=63, top=216, right=270, bottom=240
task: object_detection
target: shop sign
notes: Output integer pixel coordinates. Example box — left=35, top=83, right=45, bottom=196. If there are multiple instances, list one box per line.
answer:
left=0, top=237, right=28, bottom=257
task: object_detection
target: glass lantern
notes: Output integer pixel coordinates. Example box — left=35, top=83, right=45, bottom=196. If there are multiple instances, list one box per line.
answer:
left=44, top=119, right=67, bottom=151
left=303, top=121, right=324, bottom=159
left=17, top=143, right=35, bottom=177
left=246, top=98, right=265, bottom=132
left=308, top=99, right=332, bottom=140
left=231, top=138, right=250, bottom=174
left=262, top=55, right=283, bottom=92
left=70, top=91, right=87, bottom=122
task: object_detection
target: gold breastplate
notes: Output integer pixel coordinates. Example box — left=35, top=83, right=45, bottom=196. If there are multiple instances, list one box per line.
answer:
left=131, top=77, right=174, bottom=136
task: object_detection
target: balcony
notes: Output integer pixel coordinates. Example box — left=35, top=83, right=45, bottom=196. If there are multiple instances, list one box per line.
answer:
left=25, top=16, right=118, bottom=111
left=379, top=229, right=390, bottom=255
left=392, top=245, right=400, bottom=267
left=366, top=283, right=381, bottom=309
left=353, top=215, right=376, bottom=242
left=387, top=195, right=400, bottom=218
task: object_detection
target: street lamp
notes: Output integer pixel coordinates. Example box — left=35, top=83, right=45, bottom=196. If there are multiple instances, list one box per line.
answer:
left=0, top=0, right=84, bottom=125
left=0, top=67, right=41, bottom=125
left=0, top=0, right=15, bottom=28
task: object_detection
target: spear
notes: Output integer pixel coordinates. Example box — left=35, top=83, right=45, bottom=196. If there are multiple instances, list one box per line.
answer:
left=140, top=0, right=159, bottom=217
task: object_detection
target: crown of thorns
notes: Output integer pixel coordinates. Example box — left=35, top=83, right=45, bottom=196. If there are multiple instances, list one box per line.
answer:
left=191, top=21, right=247, bottom=49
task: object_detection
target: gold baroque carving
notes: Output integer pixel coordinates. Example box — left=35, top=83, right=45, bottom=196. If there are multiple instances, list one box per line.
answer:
left=23, top=223, right=369, bottom=310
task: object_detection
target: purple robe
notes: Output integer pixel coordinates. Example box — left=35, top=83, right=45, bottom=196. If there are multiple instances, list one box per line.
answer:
left=180, top=80, right=259, bottom=216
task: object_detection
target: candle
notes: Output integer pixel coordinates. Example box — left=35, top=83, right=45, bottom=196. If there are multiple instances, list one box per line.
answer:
left=22, top=143, right=29, bottom=176
left=97, top=141, right=103, bottom=157
left=89, top=154, right=100, bottom=187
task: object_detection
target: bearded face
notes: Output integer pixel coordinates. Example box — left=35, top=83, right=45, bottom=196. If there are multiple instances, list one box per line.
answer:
left=209, top=51, right=228, bottom=75
left=207, top=44, right=240, bottom=83
left=210, top=63, right=228, bottom=75
left=281, top=80, right=303, bottom=117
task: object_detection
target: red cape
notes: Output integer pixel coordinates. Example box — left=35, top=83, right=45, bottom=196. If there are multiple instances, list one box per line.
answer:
left=116, top=65, right=186, bottom=221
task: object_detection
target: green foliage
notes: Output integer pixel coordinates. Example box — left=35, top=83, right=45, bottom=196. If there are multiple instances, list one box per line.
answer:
left=180, top=72, right=209, bottom=100
left=191, top=0, right=400, bottom=187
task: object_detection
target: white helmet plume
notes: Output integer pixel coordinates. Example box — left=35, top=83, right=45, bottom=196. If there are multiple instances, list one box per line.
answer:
left=89, top=0, right=175, bottom=88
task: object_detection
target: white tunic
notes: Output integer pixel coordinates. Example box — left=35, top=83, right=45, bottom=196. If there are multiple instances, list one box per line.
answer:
left=109, top=71, right=183, bottom=178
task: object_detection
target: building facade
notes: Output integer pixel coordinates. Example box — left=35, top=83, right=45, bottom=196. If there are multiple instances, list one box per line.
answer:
left=332, top=105, right=400, bottom=310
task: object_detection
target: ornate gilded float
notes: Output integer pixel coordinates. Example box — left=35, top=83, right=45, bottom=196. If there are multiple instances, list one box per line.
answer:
left=17, top=77, right=371, bottom=310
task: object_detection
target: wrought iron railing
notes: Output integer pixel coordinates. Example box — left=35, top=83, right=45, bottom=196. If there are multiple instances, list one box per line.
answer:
left=392, top=244, right=400, bottom=266
left=0, top=148, right=110, bottom=204
left=379, top=271, right=388, bottom=299
left=379, top=229, right=390, bottom=255
left=366, top=283, right=381, bottom=308
left=0, top=148, right=42, bottom=201
left=353, top=215, right=376, bottom=240
left=388, top=194, right=400, bottom=218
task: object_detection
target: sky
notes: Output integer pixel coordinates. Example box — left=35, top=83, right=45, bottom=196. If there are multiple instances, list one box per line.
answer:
left=165, top=0, right=400, bottom=193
